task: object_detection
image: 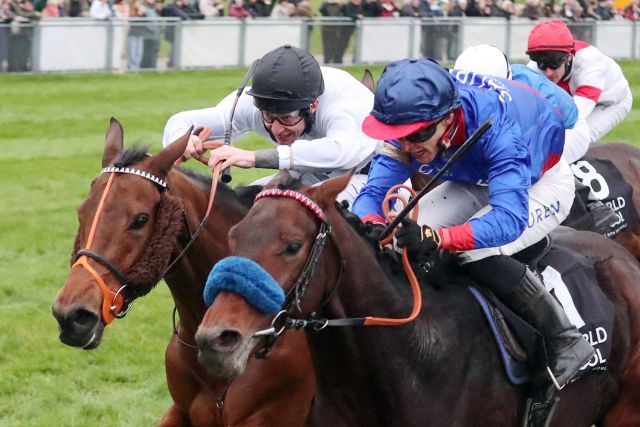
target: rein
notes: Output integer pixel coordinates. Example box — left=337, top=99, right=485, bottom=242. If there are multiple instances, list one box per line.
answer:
left=251, top=187, right=424, bottom=352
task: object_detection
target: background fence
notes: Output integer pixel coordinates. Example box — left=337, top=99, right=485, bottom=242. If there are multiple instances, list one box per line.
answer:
left=0, top=17, right=637, bottom=73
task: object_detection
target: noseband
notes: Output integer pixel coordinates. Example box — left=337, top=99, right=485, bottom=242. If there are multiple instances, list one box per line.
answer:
left=71, top=167, right=168, bottom=324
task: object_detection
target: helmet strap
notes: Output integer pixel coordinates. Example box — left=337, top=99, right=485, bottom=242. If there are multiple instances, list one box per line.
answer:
left=562, top=55, right=573, bottom=81
left=301, top=107, right=315, bottom=135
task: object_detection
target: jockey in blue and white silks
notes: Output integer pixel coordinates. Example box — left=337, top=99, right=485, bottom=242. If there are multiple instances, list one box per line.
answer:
left=354, top=57, right=594, bottom=390
left=353, top=62, right=567, bottom=254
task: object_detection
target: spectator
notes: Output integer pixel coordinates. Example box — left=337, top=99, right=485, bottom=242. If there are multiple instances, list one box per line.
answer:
left=140, top=0, right=160, bottom=68
left=447, top=0, right=465, bottom=15
left=341, top=0, right=362, bottom=61
left=246, top=0, right=268, bottom=16
left=399, top=0, right=421, bottom=16
left=41, top=0, right=62, bottom=16
left=199, top=0, right=224, bottom=16
left=593, top=0, right=615, bottom=19
left=89, top=0, right=113, bottom=19
left=624, top=0, right=640, bottom=21
left=7, top=0, right=39, bottom=71
left=362, top=0, right=382, bottom=16
left=229, top=0, right=251, bottom=17
left=379, top=0, right=399, bottom=16
left=319, top=0, right=345, bottom=63
left=0, top=0, right=14, bottom=72
left=270, top=0, right=293, bottom=16
left=521, top=0, right=543, bottom=18
left=63, top=0, right=87, bottom=16
left=560, top=0, right=583, bottom=19
left=113, top=0, right=130, bottom=17
left=293, top=0, right=313, bottom=16
left=127, top=0, right=145, bottom=70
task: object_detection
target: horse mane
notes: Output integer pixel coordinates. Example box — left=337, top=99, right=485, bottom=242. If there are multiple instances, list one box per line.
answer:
left=114, top=146, right=150, bottom=168
left=334, top=201, right=467, bottom=289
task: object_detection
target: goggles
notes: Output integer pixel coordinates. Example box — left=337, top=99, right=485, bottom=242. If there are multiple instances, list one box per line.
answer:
left=402, top=116, right=446, bottom=143
left=530, top=52, right=569, bottom=71
left=261, top=107, right=309, bottom=127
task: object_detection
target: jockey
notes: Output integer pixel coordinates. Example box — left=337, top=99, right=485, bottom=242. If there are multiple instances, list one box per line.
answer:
left=162, top=45, right=379, bottom=204
left=454, top=44, right=618, bottom=235
left=526, top=20, right=632, bottom=159
left=352, top=57, right=595, bottom=390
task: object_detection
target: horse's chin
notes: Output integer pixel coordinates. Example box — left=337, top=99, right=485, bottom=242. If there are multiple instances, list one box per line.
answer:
left=198, top=339, right=254, bottom=380
left=59, top=322, right=105, bottom=350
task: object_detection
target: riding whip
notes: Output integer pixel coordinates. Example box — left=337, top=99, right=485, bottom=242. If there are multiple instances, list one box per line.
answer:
left=379, top=117, right=493, bottom=240
left=219, top=58, right=260, bottom=183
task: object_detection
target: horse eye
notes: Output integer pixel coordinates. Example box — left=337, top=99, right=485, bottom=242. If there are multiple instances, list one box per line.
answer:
left=130, top=214, right=149, bottom=230
left=284, top=242, right=302, bottom=255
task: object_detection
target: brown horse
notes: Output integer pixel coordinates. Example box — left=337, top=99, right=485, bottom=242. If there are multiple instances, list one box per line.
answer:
left=195, top=173, right=640, bottom=426
left=51, top=119, right=314, bottom=427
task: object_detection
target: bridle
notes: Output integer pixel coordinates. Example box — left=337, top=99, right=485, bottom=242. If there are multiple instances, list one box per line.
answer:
left=71, top=167, right=169, bottom=324
left=249, top=187, right=424, bottom=357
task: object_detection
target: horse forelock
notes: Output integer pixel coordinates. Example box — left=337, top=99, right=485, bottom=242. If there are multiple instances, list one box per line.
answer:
left=113, top=146, right=151, bottom=168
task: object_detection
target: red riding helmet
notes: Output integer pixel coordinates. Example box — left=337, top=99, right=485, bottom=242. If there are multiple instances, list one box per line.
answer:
left=526, top=20, right=575, bottom=54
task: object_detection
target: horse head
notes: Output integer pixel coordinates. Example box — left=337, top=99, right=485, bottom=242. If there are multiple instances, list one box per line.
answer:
left=195, top=173, right=352, bottom=378
left=52, top=118, right=189, bottom=349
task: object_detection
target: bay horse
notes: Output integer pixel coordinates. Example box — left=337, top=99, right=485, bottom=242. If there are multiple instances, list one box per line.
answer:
left=195, top=172, right=640, bottom=426
left=51, top=119, right=314, bottom=426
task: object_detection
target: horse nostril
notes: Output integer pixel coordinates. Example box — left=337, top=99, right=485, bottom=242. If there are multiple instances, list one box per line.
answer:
left=66, top=309, right=99, bottom=335
left=213, top=330, right=242, bottom=351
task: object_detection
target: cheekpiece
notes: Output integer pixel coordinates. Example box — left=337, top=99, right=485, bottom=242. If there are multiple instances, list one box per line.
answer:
left=101, top=166, right=168, bottom=189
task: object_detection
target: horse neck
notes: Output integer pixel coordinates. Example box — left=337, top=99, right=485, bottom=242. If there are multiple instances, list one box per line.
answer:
left=306, top=216, right=446, bottom=423
left=164, top=170, right=245, bottom=335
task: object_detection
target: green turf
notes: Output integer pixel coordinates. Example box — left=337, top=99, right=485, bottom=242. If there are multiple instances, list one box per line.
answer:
left=0, top=63, right=638, bottom=426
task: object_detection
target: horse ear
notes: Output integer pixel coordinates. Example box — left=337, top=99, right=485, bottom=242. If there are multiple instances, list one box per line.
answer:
left=149, top=126, right=193, bottom=178
left=102, top=117, right=123, bottom=167
left=361, top=69, right=375, bottom=93
left=309, top=172, right=353, bottom=210
left=263, top=171, right=292, bottom=189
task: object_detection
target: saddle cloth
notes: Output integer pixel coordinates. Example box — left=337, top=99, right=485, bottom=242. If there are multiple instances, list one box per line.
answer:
left=569, top=156, right=640, bottom=237
left=470, top=244, right=614, bottom=385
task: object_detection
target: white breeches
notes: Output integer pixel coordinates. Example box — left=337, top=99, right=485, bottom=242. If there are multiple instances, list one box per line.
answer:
left=410, top=159, right=575, bottom=263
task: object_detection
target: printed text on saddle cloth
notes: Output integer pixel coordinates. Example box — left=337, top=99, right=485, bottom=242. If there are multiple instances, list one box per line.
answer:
left=541, top=266, right=610, bottom=371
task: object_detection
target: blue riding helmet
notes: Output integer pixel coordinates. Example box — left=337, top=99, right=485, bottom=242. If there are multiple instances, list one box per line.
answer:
left=362, top=57, right=461, bottom=141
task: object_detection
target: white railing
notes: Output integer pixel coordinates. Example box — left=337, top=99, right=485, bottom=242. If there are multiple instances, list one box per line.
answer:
left=0, top=17, right=637, bottom=73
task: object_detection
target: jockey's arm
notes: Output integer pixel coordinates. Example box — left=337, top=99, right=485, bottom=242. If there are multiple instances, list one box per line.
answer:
left=439, top=125, right=530, bottom=251
left=281, top=106, right=379, bottom=173
left=352, top=143, right=414, bottom=223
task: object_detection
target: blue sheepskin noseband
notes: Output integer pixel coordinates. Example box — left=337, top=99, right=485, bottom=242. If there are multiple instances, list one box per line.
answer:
left=204, top=256, right=285, bottom=315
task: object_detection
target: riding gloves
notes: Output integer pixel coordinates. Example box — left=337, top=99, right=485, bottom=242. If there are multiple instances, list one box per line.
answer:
left=395, top=218, right=441, bottom=263
left=364, top=222, right=386, bottom=242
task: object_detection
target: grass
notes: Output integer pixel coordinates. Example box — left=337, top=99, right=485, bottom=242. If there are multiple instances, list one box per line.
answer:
left=1, top=62, right=639, bottom=426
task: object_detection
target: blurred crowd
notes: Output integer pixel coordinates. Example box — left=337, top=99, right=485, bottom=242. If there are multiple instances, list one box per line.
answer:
left=1, top=0, right=635, bottom=22
left=1, top=0, right=639, bottom=72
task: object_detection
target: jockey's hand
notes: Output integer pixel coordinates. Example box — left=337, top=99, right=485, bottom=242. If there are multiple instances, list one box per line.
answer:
left=364, top=221, right=386, bottom=242
left=207, top=145, right=256, bottom=171
left=181, top=127, right=208, bottom=162
left=395, top=218, right=440, bottom=263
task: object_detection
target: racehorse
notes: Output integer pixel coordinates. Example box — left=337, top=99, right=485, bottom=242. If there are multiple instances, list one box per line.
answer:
left=51, top=119, right=314, bottom=426
left=195, top=172, right=640, bottom=426
left=584, top=142, right=640, bottom=260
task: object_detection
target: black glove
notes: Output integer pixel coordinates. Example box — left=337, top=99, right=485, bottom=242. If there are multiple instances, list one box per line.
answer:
left=395, top=218, right=440, bottom=263
left=364, top=221, right=386, bottom=242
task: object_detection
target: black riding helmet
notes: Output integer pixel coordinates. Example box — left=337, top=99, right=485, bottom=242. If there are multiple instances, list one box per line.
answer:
left=247, top=45, right=325, bottom=113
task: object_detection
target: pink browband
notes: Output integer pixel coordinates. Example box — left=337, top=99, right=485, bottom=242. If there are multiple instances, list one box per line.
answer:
left=255, top=189, right=326, bottom=222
